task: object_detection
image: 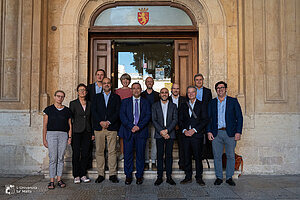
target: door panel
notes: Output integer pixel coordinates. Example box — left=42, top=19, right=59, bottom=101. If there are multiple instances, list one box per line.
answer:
left=91, top=40, right=111, bottom=83
left=174, top=40, right=195, bottom=96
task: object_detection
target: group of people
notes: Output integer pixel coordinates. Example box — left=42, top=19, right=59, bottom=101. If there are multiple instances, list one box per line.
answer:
left=42, top=69, right=243, bottom=190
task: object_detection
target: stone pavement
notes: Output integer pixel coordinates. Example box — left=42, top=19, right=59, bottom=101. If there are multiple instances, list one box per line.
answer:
left=0, top=175, right=300, bottom=200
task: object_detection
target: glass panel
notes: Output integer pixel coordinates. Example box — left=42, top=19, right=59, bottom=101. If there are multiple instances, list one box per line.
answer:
left=116, top=41, right=173, bottom=91
left=94, top=6, right=192, bottom=26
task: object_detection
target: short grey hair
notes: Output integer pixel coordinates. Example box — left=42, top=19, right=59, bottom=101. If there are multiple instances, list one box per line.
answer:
left=186, top=85, right=197, bottom=93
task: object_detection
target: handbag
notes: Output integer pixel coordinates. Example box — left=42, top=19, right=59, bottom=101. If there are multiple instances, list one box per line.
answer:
left=222, top=153, right=243, bottom=177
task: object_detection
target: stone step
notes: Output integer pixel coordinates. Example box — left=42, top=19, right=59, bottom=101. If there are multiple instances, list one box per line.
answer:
left=43, top=167, right=241, bottom=180
left=64, top=157, right=215, bottom=169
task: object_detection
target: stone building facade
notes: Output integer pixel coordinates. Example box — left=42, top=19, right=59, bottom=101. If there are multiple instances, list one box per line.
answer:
left=0, top=0, right=299, bottom=175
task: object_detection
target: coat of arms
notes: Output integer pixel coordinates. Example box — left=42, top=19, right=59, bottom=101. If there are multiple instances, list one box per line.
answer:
left=138, top=8, right=149, bottom=25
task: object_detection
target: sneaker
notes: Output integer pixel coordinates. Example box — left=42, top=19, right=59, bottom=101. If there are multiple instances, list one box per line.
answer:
left=74, top=177, right=80, bottom=184
left=81, top=176, right=91, bottom=183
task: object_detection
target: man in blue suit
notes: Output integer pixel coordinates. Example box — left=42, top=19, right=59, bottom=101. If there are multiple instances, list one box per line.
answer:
left=207, top=81, right=243, bottom=186
left=119, top=82, right=151, bottom=185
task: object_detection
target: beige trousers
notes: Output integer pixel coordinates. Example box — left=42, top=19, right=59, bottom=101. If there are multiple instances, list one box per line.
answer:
left=95, top=129, right=117, bottom=176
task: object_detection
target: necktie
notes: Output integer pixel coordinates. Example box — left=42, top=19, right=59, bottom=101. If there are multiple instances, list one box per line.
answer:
left=134, top=99, right=139, bottom=125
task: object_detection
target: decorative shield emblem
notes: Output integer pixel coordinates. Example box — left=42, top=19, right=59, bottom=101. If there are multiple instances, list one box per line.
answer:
left=138, top=8, right=149, bottom=25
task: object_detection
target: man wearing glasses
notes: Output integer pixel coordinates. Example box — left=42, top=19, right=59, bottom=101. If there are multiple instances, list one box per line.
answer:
left=207, top=81, right=243, bottom=186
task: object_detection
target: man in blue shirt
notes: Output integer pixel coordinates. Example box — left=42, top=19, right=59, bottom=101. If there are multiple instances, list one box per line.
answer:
left=207, top=81, right=243, bottom=186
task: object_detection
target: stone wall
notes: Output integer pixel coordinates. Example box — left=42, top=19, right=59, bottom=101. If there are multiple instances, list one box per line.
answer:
left=0, top=0, right=299, bottom=175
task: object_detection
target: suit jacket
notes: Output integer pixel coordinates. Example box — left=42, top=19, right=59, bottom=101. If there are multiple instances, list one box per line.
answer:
left=69, top=99, right=92, bottom=133
left=91, top=92, right=121, bottom=131
left=207, top=96, right=243, bottom=137
left=152, top=101, right=178, bottom=139
left=202, top=87, right=212, bottom=107
left=87, top=82, right=103, bottom=102
left=168, top=95, right=186, bottom=110
left=179, top=99, right=209, bottom=138
left=119, top=97, right=151, bottom=140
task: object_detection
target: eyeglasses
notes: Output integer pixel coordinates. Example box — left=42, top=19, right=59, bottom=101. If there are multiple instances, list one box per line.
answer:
left=78, top=89, right=86, bottom=92
left=56, top=95, right=65, bottom=98
left=216, top=87, right=225, bottom=90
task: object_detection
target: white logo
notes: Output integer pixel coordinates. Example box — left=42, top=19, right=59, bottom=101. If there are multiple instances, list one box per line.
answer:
left=5, top=185, right=15, bottom=195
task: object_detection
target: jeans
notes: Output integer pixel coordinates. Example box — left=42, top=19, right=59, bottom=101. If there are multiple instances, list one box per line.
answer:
left=212, top=130, right=236, bottom=179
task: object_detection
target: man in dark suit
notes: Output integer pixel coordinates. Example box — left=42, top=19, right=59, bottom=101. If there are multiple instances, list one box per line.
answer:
left=168, top=83, right=186, bottom=169
left=92, top=78, right=121, bottom=184
left=194, top=73, right=212, bottom=107
left=152, top=88, right=178, bottom=186
left=86, top=69, right=106, bottom=169
left=207, top=81, right=243, bottom=186
left=119, top=82, right=151, bottom=185
left=141, top=77, right=160, bottom=170
left=87, top=69, right=106, bottom=102
left=194, top=73, right=213, bottom=160
left=179, top=86, right=209, bottom=186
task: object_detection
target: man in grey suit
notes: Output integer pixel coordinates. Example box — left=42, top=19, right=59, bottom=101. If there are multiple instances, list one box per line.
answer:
left=152, top=88, right=178, bottom=186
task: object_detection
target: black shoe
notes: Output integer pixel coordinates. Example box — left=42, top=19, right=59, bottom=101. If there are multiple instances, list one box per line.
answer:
left=109, top=175, right=119, bottom=183
left=144, top=163, right=149, bottom=171
left=154, top=178, right=163, bottom=186
left=125, top=177, right=132, bottom=185
left=214, top=178, right=223, bottom=185
left=180, top=178, right=192, bottom=184
left=226, top=178, right=236, bottom=186
left=95, top=175, right=105, bottom=183
left=136, top=177, right=143, bottom=185
left=152, top=163, right=157, bottom=171
left=196, top=178, right=205, bottom=186
left=166, top=178, right=176, bottom=185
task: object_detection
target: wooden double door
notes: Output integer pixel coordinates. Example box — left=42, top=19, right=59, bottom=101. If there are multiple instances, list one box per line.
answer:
left=89, top=34, right=198, bottom=95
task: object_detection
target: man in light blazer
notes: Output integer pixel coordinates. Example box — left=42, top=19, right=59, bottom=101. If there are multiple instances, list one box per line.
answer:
left=207, top=81, right=243, bottom=186
left=92, top=78, right=121, bottom=184
left=119, top=82, right=151, bottom=185
left=152, top=88, right=178, bottom=186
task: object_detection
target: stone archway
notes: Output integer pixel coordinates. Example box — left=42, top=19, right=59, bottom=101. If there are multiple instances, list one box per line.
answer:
left=59, top=0, right=227, bottom=100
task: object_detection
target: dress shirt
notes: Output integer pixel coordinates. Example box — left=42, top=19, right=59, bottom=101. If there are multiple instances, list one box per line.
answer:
left=217, top=96, right=227, bottom=129
left=196, top=87, right=203, bottom=101
left=133, top=97, right=141, bottom=125
left=103, top=91, right=111, bottom=107
left=160, top=100, right=169, bottom=127
left=182, top=99, right=197, bottom=133
left=171, top=95, right=179, bottom=108
left=95, top=82, right=102, bottom=94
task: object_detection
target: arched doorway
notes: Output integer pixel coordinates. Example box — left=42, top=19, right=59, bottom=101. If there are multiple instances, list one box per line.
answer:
left=89, top=2, right=199, bottom=94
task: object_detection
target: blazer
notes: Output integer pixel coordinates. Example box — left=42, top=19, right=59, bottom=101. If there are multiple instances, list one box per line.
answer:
left=179, top=99, right=209, bottom=138
left=119, top=97, right=151, bottom=140
left=202, top=87, right=213, bottom=107
left=69, top=99, right=92, bottom=133
left=207, top=96, right=243, bottom=137
left=91, top=92, right=121, bottom=131
left=152, top=101, right=178, bottom=139
left=168, top=95, right=186, bottom=110
left=87, top=82, right=103, bottom=102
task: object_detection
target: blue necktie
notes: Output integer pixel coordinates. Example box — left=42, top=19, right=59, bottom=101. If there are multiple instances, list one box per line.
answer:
left=134, top=99, right=139, bottom=125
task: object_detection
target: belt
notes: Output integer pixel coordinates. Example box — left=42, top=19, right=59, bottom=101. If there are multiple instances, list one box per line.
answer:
left=218, top=127, right=226, bottom=130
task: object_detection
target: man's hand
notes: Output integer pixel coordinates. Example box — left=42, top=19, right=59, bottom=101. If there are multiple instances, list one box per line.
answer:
left=91, top=135, right=95, bottom=141
left=43, top=139, right=48, bottom=148
left=184, top=130, right=191, bottom=137
left=160, top=129, right=169, bottom=139
left=207, top=132, right=214, bottom=141
left=235, top=133, right=241, bottom=141
left=189, top=129, right=196, bottom=136
left=100, top=121, right=108, bottom=129
left=131, top=125, right=140, bottom=133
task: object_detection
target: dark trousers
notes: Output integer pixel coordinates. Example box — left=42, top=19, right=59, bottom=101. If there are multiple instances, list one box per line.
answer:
left=175, top=129, right=185, bottom=168
left=183, top=136, right=203, bottom=180
left=156, top=138, right=174, bottom=179
left=72, top=132, right=91, bottom=178
left=124, top=135, right=147, bottom=179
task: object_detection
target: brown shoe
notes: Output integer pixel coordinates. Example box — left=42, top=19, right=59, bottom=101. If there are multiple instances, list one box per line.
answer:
left=125, top=177, right=132, bottom=185
left=152, top=163, right=157, bottom=171
left=136, top=177, right=144, bottom=185
left=180, top=178, right=192, bottom=184
left=144, top=163, right=149, bottom=171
